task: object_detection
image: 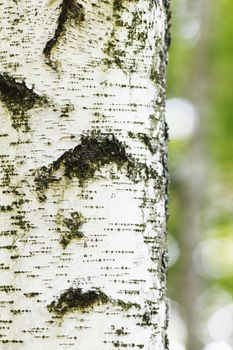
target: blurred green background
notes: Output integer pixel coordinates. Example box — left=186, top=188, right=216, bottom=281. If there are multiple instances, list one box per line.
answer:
left=166, top=1, right=233, bottom=349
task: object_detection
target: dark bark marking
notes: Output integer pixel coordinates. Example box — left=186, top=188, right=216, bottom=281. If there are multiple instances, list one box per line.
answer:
left=0, top=199, right=26, bottom=213
left=115, top=328, right=128, bottom=336
left=0, top=340, right=24, bottom=344
left=34, top=131, right=161, bottom=201
left=34, top=131, right=134, bottom=200
left=113, top=0, right=124, bottom=12
left=47, top=287, right=109, bottom=315
left=113, top=341, right=144, bottom=348
left=0, top=73, right=48, bottom=130
left=1, top=160, right=31, bottom=243
left=0, top=73, right=48, bottom=112
left=52, top=132, right=130, bottom=180
left=165, top=333, right=169, bottom=350
left=116, top=300, right=141, bottom=311
left=0, top=285, right=21, bottom=293
left=10, top=214, right=31, bottom=231
left=163, top=0, right=171, bottom=52
left=23, top=292, right=40, bottom=298
left=128, top=131, right=157, bottom=154
left=47, top=287, right=141, bottom=316
left=150, top=1, right=171, bottom=85
left=103, top=0, right=148, bottom=72
left=140, top=312, right=152, bottom=326
left=44, top=0, right=85, bottom=68
left=56, top=211, right=85, bottom=248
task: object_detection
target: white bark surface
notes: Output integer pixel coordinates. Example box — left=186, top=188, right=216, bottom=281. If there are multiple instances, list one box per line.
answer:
left=0, top=0, right=170, bottom=349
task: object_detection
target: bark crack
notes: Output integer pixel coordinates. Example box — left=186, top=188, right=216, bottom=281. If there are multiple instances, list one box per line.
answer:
left=44, top=0, right=85, bottom=69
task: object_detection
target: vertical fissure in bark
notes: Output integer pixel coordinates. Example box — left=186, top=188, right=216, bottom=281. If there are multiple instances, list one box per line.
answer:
left=44, top=0, right=85, bottom=69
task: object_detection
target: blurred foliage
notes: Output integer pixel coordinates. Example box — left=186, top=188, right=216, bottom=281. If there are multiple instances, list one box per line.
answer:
left=167, top=0, right=233, bottom=349
left=210, top=0, right=233, bottom=178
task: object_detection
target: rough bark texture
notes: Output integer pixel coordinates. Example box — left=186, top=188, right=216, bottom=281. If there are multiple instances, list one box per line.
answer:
left=0, top=1, right=170, bottom=349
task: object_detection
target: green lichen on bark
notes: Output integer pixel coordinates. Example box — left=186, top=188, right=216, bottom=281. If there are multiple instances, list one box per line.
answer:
left=0, top=73, right=48, bottom=130
left=44, top=0, right=85, bottom=68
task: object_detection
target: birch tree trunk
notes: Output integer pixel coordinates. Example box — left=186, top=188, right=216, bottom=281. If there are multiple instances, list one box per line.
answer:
left=0, top=1, right=170, bottom=349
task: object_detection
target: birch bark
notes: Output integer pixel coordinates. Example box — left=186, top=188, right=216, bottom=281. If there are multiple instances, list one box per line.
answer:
left=0, top=1, right=170, bottom=349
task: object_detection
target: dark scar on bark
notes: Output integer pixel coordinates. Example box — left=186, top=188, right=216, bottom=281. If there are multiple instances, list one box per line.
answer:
left=34, top=131, right=161, bottom=201
left=44, top=0, right=85, bottom=67
left=47, top=287, right=141, bottom=316
left=0, top=73, right=48, bottom=130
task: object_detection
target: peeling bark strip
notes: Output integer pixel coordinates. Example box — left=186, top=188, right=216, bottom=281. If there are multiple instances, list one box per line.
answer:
left=0, top=0, right=169, bottom=349
left=44, top=0, right=85, bottom=67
